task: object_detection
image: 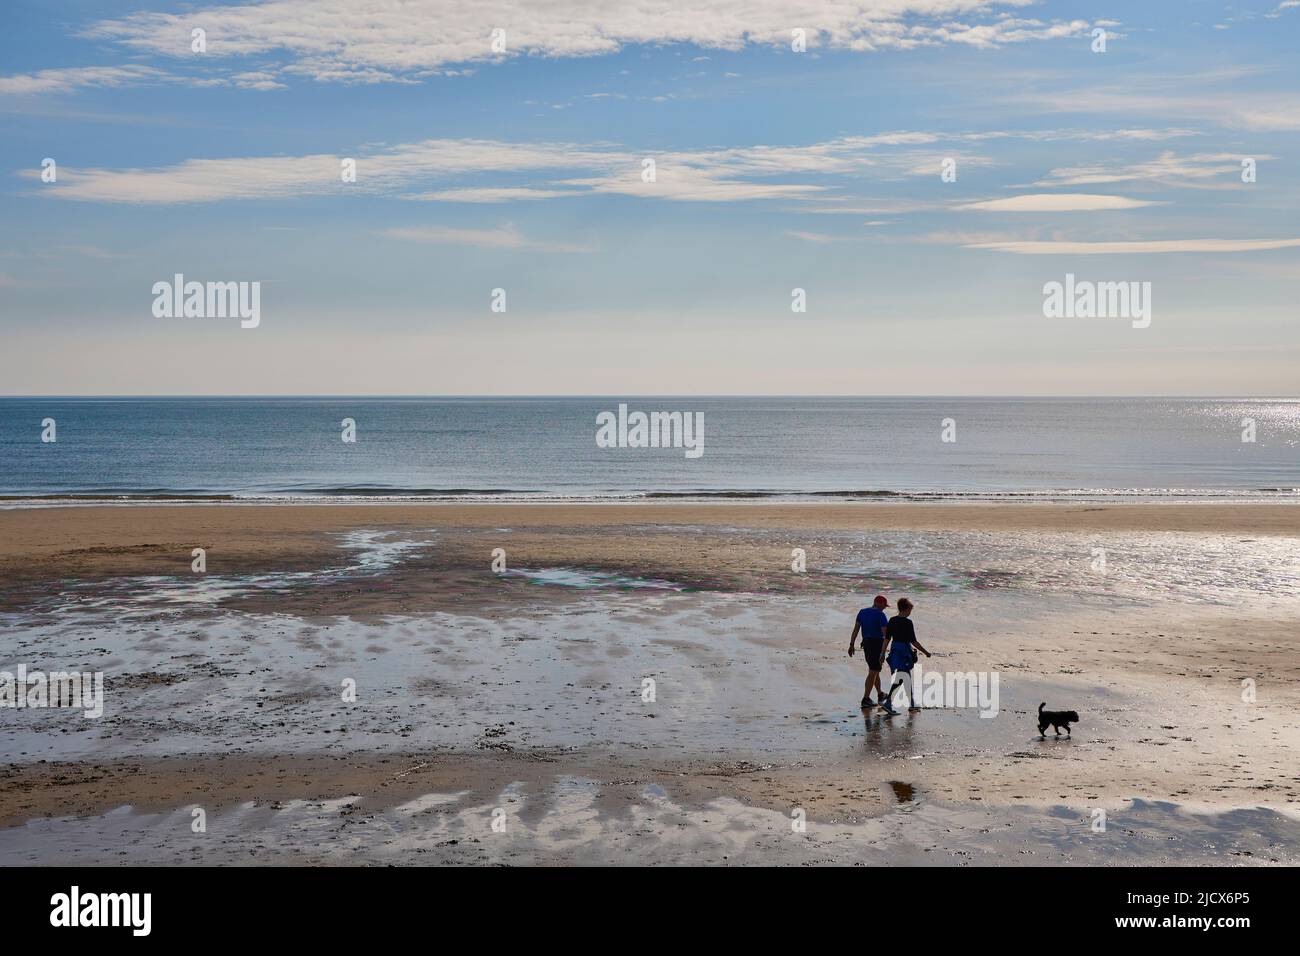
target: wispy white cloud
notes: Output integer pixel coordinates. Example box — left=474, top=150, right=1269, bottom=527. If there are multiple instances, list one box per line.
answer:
left=567, top=168, right=826, bottom=202
left=801, top=202, right=942, bottom=215
left=228, top=71, right=288, bottom=91
left=0, top=65, right=169, bottom=95
left=20, top=134, right=997, bottom=205
left=914, top=229, right=1032, bottom=247
left=0, top=64, right=305, bottom=95
left=23, top=154, right=343, bottom=203
left=405, top=187, right=577, bottom=203
left=1031, top=152, right=1273, bottom=189
left=21, top=140, right=608, bottom=203
left=81, top=1, right=1100, bottom=84
left=784, top=230, right=869, bottom=243
left=967, top=238, right=1300, bottom=255
left=377, top=224, right=593, bottom=252
left=1016, top=87, right=1300, bottom=132
left=959, top=193, right=1164, bottom=212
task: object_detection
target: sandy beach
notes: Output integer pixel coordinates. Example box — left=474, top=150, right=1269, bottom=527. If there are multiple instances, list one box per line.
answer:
left=9, top=0, right=1300, bottom=905
left=2, top=502, right=1298, bottom=865
left=3, top=500, right=1298, bottom=596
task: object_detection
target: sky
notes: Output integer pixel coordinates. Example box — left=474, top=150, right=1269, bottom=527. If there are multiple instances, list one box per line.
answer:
left=1, top=0, right=1298, bottom=396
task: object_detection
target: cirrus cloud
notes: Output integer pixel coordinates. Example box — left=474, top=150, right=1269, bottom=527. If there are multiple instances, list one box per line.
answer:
left=19, top=133, right=995, bottom=205
left=378, top=223, right=594, bottom=252
left=967, top=238, right=1300, bottom=254
left=81, top=0, right=1101, bottom=84
left=0, top=65, right=170, bottom=95
left=959, top=193, right=1164, bottom=212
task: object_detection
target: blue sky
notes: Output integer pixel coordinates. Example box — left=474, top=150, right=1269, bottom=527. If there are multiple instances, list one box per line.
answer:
left=2, top=0, right=1298, bottom=394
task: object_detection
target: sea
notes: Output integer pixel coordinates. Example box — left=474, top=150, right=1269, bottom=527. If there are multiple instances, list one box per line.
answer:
left=1, top=396, right=1297, bottom=504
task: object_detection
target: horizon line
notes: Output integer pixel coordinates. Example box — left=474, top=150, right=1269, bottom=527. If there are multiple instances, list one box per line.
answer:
left=2, top=394, right=1298, bottom=401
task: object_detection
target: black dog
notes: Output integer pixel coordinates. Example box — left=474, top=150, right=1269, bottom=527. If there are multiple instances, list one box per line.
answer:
left=1037, top=702, right=1078, bottom=738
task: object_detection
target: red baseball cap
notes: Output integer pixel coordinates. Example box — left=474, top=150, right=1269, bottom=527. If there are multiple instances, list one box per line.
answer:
left=873, top=595, right=890, bottom=606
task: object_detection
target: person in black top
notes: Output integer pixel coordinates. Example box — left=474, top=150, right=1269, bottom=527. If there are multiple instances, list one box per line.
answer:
left=881, top=598, right=930, bottom=714
left=848, top=595, right=891, bottom=709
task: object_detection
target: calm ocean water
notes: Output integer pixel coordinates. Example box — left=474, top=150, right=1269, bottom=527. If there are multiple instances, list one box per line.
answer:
left=1, top=397, right=1297, bottom=503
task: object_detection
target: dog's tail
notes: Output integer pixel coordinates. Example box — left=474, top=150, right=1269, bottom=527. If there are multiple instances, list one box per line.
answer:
left=1038, top=701, right=1046, bottom=714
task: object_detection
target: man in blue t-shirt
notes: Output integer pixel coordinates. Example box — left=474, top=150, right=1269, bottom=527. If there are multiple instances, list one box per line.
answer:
left=849, top=595, right=891, bottom=709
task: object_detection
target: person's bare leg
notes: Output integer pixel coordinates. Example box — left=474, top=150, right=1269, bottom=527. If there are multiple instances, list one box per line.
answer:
left=903, top=671, right=918, bottom=709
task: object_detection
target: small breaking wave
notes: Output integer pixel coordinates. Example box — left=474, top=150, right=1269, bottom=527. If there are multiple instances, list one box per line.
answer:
left=1, top=486, right=1297, bottom=509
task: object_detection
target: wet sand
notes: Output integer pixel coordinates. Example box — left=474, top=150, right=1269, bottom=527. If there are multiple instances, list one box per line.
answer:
left=1, top=502, right=1298, bottom=865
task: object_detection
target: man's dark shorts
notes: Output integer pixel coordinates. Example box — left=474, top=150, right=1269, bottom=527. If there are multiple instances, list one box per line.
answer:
left=864, top=637, right=886, bottom=671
